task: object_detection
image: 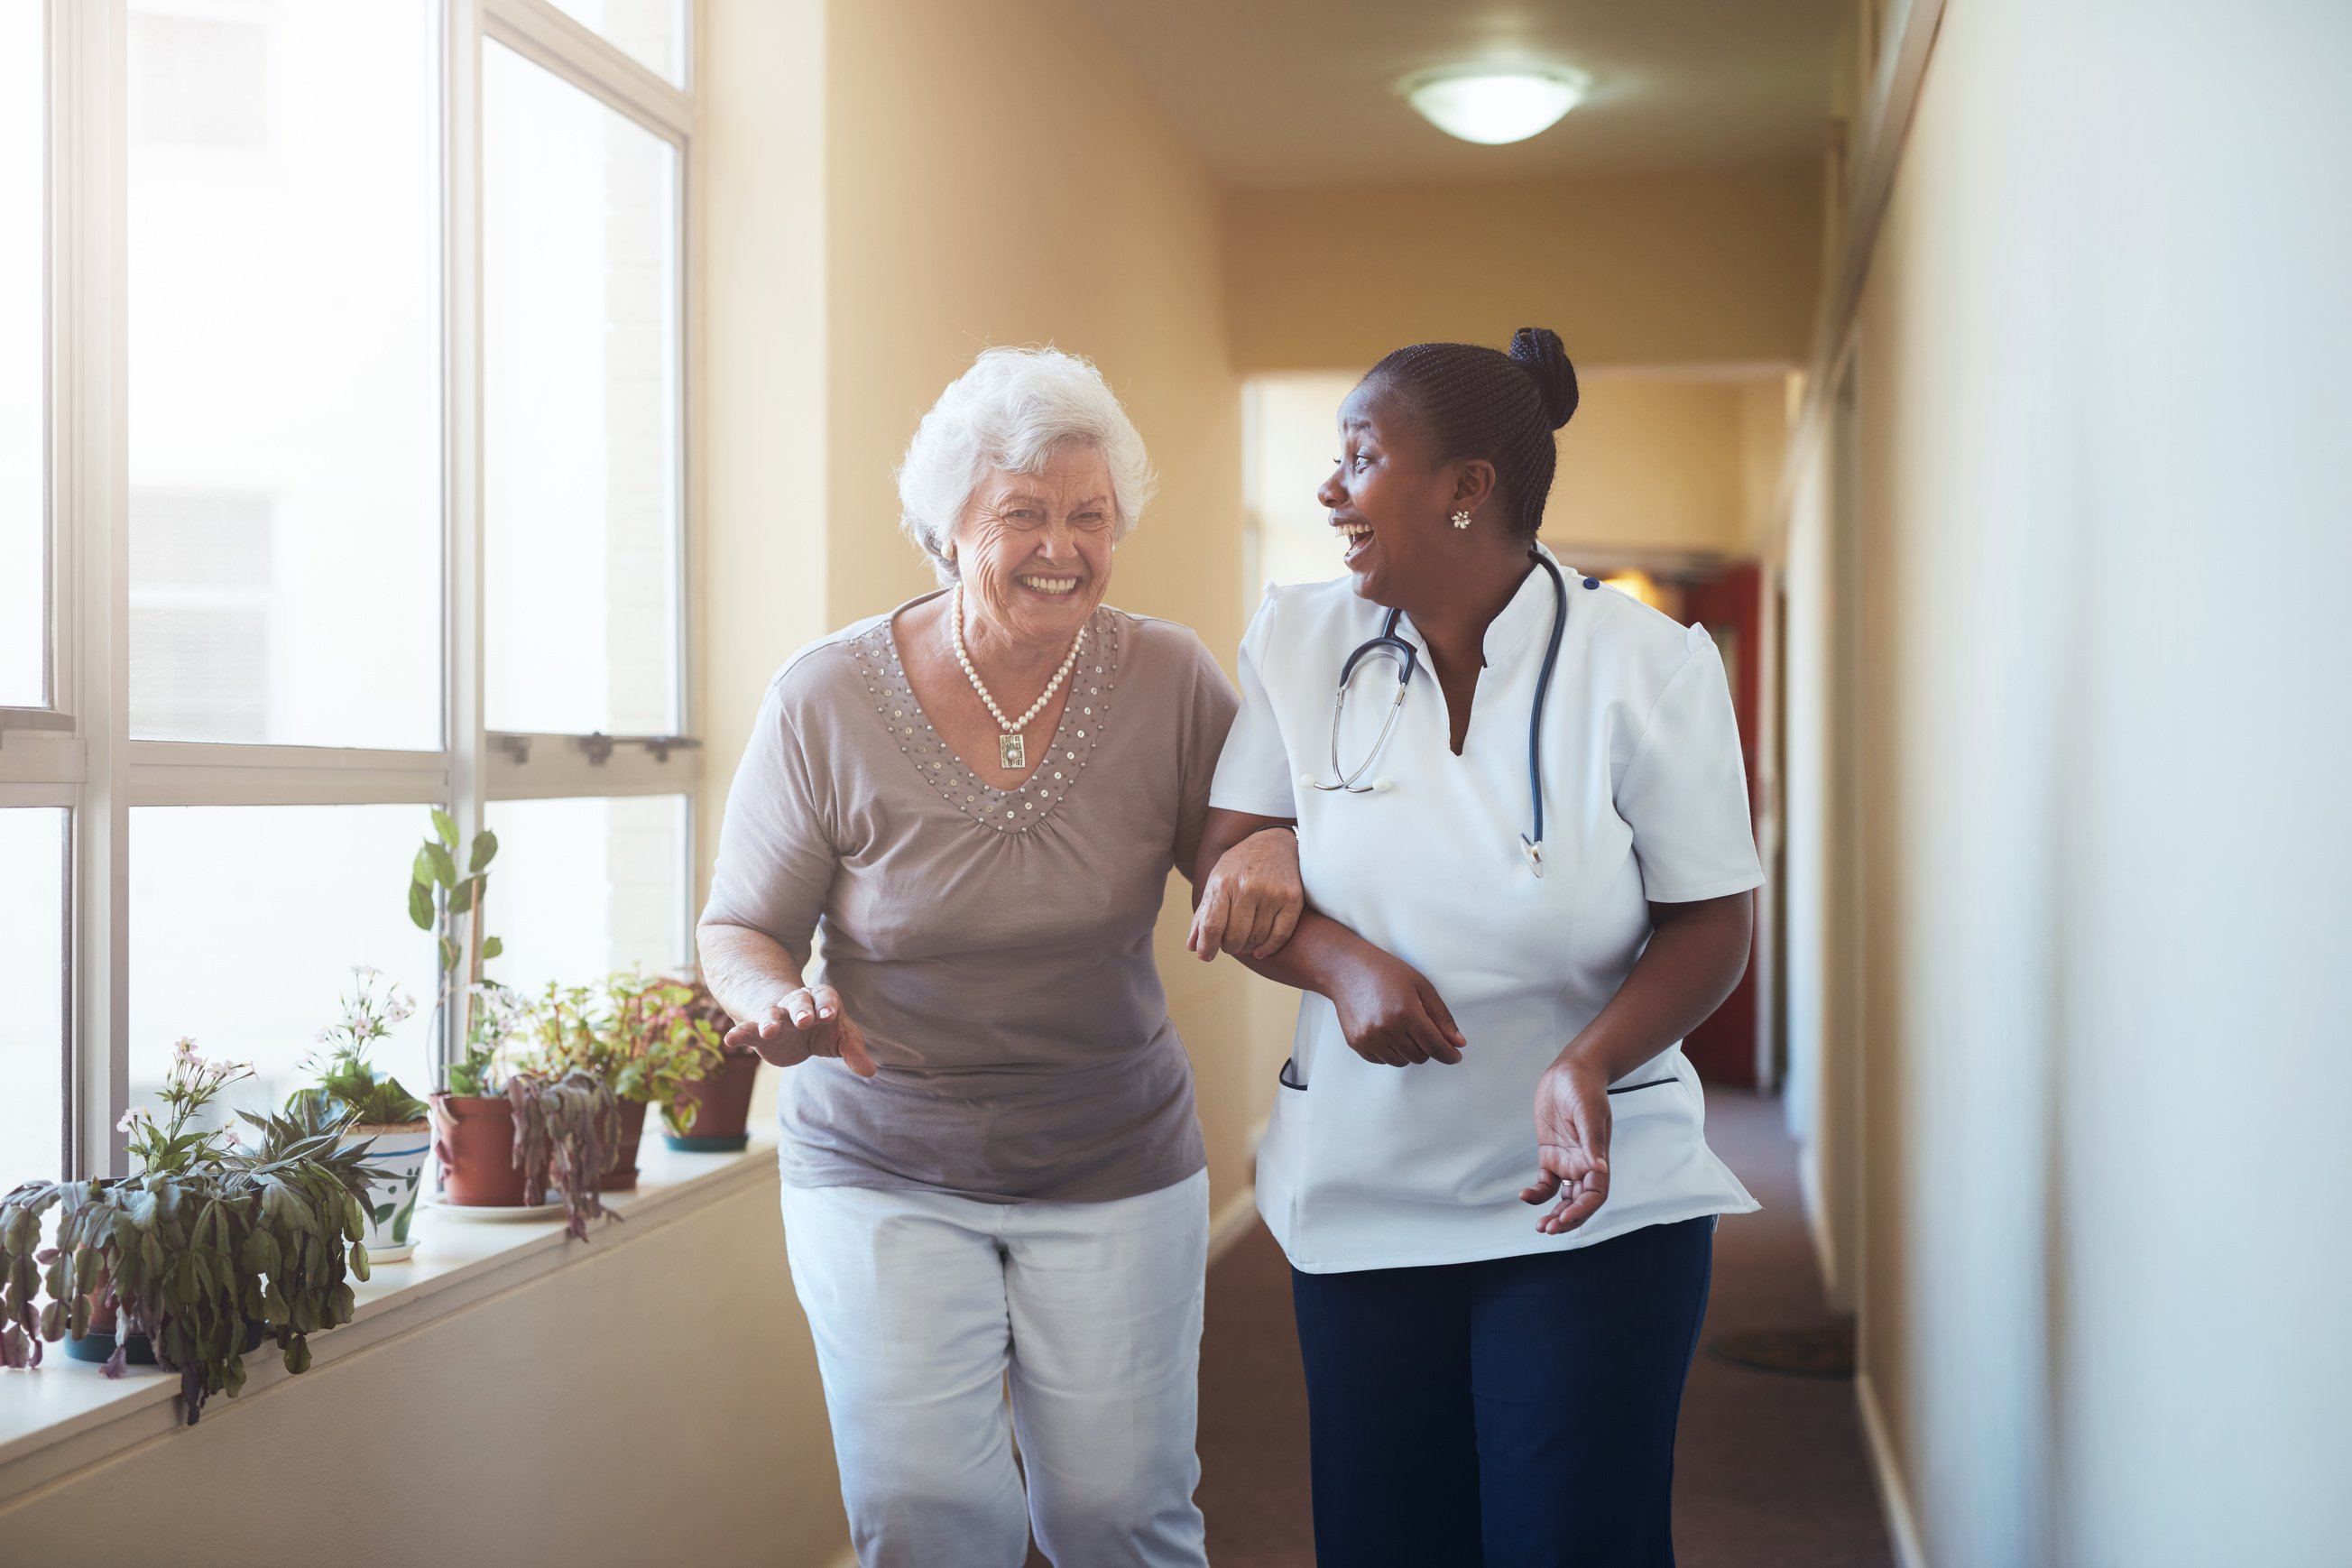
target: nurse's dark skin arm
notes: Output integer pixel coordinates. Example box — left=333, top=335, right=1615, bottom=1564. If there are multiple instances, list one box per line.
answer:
left=1191, top=807, right=1468, bottom=1067
left=1522, top=892, right=1752, bottom=1233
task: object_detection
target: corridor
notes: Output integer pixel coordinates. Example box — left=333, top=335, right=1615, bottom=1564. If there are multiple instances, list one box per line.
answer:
left=1191, top=1092, right=1895, bottom=1568
left=3, top=2, right=2348, bottom=1564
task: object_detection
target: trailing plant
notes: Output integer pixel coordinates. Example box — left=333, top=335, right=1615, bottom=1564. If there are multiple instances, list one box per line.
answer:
left=289, top=965, right=428, bottom=1128
left=533, top=974, right=724, bottom=1132
left=434, top=1067, right=623, bottom=1242
left=408, top=808, right=502, bottom=1055
left=0, top=1042, right=377, bottom=1424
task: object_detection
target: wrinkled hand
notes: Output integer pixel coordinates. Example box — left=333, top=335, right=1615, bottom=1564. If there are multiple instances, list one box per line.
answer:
left=721, top=984, right=878, bottom=1078
left=1521, top=1056, right=1610, bottom=1233
left=1325, top=946, right=1465, bottom=1066
left=1187, top=827, right=1305, bottom=963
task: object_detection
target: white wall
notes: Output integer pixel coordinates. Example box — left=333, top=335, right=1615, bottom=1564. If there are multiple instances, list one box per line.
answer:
left=1791, top=2, right=2352, bottom=1561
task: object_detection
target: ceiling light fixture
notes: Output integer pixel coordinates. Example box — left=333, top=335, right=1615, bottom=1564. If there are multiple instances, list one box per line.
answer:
left=1403, top=65, right=1591, bottom=145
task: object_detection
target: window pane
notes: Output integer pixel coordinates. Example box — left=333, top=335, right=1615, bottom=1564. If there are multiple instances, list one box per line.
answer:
left=1, top=3, right=44, bottom=707
left=132, top=806, right=442, bottom=1126
left=484, top=795, right=689, bottom=994
left=0, top=810, right=68, bottom=1185
left=546, top=0, right=688, bottom=88
left=126, top=1, right=441, bottom=748
left=484, top=44, right=682, bottom=737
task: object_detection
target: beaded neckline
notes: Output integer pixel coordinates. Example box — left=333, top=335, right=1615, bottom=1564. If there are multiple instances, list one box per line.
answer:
left=850, top=605, right=1123, bottom=836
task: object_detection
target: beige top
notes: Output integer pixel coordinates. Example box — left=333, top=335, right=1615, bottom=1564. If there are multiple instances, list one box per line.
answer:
left=702, top=596, right=1238, bottom=1203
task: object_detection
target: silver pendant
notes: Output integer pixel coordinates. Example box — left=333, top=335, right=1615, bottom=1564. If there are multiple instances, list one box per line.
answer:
left=999, top=733, right=1026, bottom=770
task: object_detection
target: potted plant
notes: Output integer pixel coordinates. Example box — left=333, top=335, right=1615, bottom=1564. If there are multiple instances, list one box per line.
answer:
left=659, top=976, right=761, bottom=1153
left=289, top=965, right=430, bottom=1262
left=428, top=980, right=536, bottom=1209
left=427, top=983, right=625, bottom=1241
left=0, top=1040, right=377, bottom=1425
left=532, top=975, right=724, bottom=1187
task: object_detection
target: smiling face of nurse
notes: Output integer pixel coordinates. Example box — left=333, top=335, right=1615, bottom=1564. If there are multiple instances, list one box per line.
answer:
left=1317, top=376, right=1527, bottom=623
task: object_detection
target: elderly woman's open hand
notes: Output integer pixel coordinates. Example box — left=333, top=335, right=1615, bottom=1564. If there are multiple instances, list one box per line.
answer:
left=724, top=984, right=880, bottom=1078
left=1188, top=826, right=1305, bottom=962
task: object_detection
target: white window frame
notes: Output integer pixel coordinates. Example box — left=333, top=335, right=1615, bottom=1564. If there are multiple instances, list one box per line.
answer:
left=0, top=0, right=701, bottom=1181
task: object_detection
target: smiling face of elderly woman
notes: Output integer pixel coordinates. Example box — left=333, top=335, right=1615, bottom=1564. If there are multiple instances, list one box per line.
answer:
left=948, top=441, right=1119, bottom=654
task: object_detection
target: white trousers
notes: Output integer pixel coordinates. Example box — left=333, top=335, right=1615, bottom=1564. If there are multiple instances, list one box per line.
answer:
left=779, top=1170, right=1211, bottom=1568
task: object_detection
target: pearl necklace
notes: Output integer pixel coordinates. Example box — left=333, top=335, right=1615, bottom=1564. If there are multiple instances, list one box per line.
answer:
left=951, top=583, right=1086, bottom=771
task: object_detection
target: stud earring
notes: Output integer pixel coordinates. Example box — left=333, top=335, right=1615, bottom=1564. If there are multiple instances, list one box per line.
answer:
left=1450, top=511, right=1472, bottom=530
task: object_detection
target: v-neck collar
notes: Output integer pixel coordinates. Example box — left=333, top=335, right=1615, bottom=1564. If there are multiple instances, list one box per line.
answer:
left=850, top=604, right=1124, bottom=836
left=1393, top=545, right=1569, bottom=672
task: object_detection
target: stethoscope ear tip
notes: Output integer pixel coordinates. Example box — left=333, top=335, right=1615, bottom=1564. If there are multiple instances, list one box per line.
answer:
left=1370, top=778, right=1395, bottom=794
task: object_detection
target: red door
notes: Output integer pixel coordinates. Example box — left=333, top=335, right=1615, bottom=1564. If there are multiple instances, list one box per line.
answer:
left=1674, top=564, right=1763, bottom=1086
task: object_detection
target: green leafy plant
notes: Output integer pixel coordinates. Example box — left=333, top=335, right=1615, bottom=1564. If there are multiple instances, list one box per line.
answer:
left=0, top=1043, right=377, bottom=1424
left=532, top=974, right=724, bottom=1131
left=409, top=808, right=501, bottom=1053
left=289, top=965, right=428, bottom=1128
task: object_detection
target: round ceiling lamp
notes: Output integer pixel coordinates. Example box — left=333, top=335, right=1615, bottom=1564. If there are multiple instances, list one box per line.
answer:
left=1403, top=65, right=1591, bottom=145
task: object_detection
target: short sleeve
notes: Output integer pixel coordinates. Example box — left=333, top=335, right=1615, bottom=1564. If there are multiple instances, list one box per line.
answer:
left=1173, top=632, right=1241, bottom=867
left=698, top=672, right=838, bottom=966
left=1617, top=628, right=1764, bottom=902
left=1208, top=591, right=1298, bottom=818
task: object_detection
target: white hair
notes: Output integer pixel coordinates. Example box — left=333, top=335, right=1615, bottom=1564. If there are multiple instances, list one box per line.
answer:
left=896, top=346, right=1156, bottom=583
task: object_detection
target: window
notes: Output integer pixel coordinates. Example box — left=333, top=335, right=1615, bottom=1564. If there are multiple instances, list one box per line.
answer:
left=2, top=3, right=45, bottom=709
left=546, top=0, right=689, bottom=88
left=484, top=42, right=683, bottom=738
left=3, top=1, right=699, bottom=1189
left=0, top=811, right=69, bottom=1183
left=131, top=806, right=440, bottom=1121
left=126, top=0, right=443, bottom=751
left=485, top=795, right=691, bottom=995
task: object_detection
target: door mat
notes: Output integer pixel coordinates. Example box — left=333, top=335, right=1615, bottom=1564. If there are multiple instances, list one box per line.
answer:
left=1708, top=1322, right=1856, bottom=1379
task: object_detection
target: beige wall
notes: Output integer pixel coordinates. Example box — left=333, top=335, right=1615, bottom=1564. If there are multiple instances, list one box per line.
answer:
left=1225, top=164, right=1823, bottom=373
left=0, top=1181, right=847, bottom=1568
left=1551, top=371, right=1791, bottom=558
left=1783, top=2, right=2352, bottom=1562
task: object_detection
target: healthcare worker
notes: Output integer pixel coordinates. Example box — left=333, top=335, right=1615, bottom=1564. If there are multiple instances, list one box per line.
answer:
left=1189, top=327, right=1762, bottom=1567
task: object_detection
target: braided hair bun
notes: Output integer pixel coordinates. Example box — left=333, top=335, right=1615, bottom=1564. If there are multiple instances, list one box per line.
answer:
left=1367, top=326, right=1580, bottom=537
left=1508, top=327, right=1580, bottom=429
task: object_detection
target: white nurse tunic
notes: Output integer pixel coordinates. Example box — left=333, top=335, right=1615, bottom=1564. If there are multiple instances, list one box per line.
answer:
left=1210, top=548, right=1764, bottom=1275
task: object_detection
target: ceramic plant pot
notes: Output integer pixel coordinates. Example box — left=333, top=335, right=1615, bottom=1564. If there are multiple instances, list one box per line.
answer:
left=341, top=1121, right=430, bottom=1261
left=664, top=1049, right=760, bottom=1152
left=429, top=1094, right=531, bottom=1208
left=599, top=1099, right=650, bottom=1192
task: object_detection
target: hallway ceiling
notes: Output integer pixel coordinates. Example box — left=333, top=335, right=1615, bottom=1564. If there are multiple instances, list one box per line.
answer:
left=1071, top=0, right=1847, bottom=189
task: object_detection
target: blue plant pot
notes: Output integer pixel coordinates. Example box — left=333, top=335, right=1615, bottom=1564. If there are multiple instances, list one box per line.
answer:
left=663, top=1132, right=750, bottom=1153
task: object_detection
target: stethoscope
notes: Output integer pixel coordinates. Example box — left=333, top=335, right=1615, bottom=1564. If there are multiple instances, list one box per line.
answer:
left=1305, top=552, right=1570, bottom=876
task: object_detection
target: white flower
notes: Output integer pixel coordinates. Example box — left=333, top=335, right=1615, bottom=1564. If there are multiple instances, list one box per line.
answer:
left=352, top=963, right=382, bottom=981
left=115, top=1107, right=146, bottom=1133
left=387, top=995, right=416, bottom=1025
left=313, top=1026, right=336, bottom=1046
left=171, top=1037, right=199, bottom=1063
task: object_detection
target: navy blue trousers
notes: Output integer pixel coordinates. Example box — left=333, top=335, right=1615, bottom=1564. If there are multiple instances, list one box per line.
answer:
left=1287, top=1216, right=1715, bottom=1568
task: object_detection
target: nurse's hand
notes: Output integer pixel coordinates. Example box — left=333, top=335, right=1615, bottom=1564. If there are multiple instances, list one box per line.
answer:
left=1327, top=948, right=1467, bottom=1067
left=722, top=984, right=879, bottom=1078
left=1188, top=827, right=1306, bottom=962
left=1522, top=1056, right=1610, bottom=1233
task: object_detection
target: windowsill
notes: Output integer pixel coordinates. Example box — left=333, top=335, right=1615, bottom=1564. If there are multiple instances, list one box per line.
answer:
left=0, top=1130, right=779, bottom=1508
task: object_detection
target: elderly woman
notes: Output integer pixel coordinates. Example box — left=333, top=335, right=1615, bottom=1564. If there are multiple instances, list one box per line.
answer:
left=698, top=346, right=1300, bottom=1568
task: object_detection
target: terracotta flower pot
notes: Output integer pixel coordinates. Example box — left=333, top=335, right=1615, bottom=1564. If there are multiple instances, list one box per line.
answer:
left=429, top=1094, right=531, bottom=1207
left=599, top=1099, right=650, bottom=1193
left=665, top=1049, right=760, bottom=1152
